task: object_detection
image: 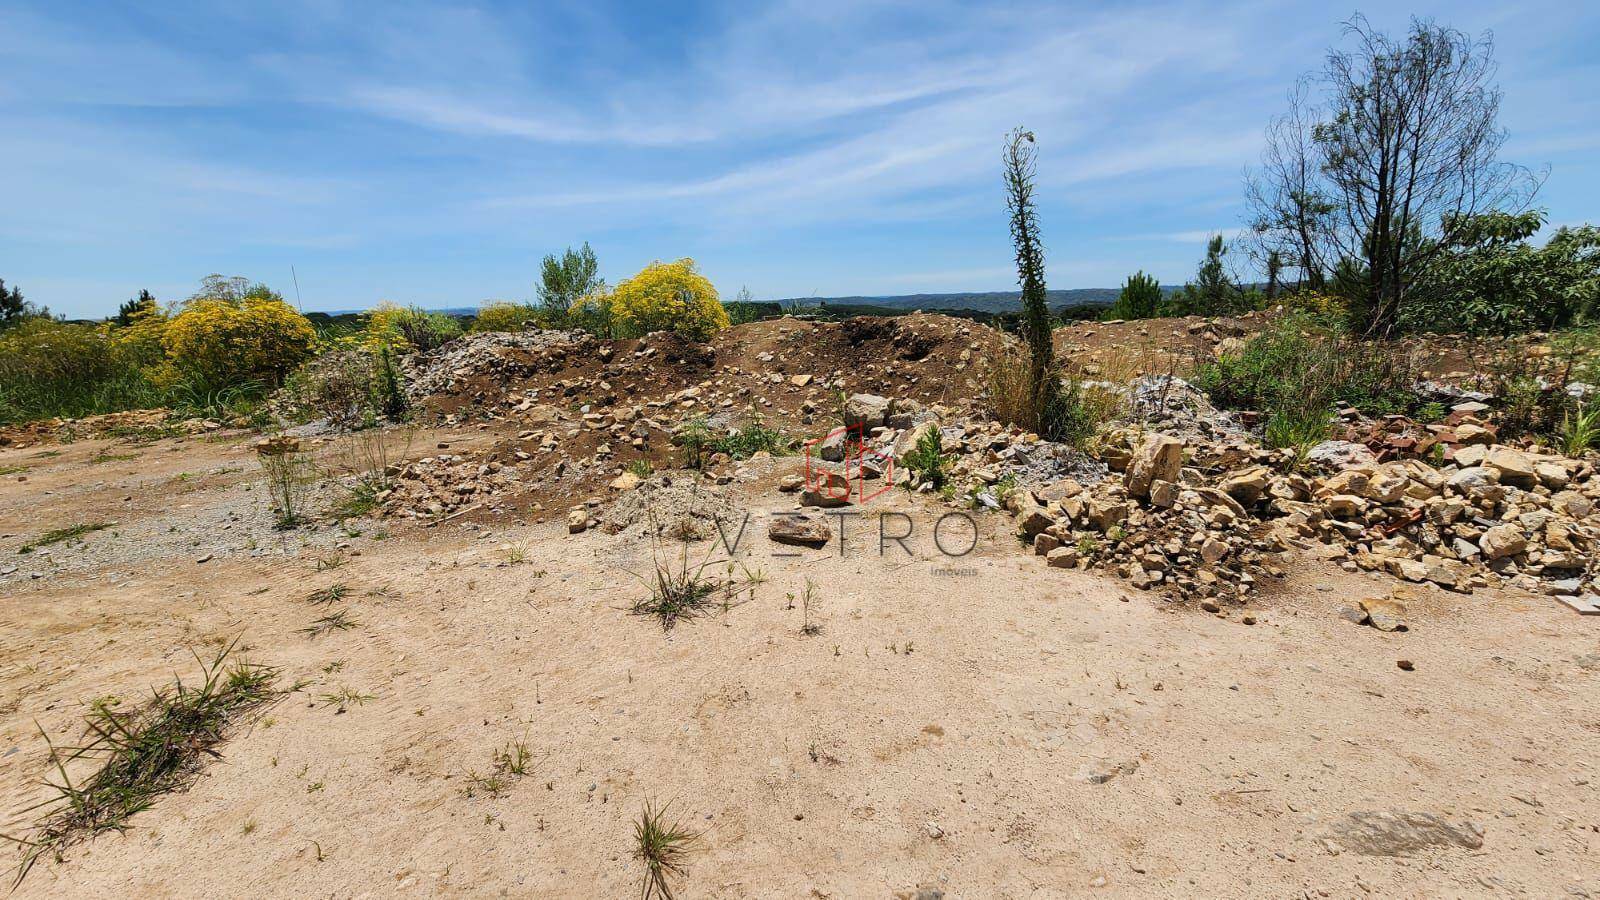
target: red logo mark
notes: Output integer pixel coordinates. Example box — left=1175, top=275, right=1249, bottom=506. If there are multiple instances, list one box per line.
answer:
left=801, top=423, right=894, bottom=505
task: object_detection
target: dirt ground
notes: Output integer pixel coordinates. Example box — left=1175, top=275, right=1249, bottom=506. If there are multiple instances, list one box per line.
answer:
left=3, top=425, right=1599, bottom=899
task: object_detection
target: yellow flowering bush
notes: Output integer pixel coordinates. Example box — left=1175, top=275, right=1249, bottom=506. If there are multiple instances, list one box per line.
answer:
left=361, top=302, right=462, bottom=352
left=1284, top=290, right=1348, bottom=322
left=470, top=301, right=538, bottom=333
left=566, top=286, right=616, bottom=337
left=605, top=259, right=728, bottom=340
left=163, top=289, right=316, bottom=389
left=109, top=303, right=170, bottom=368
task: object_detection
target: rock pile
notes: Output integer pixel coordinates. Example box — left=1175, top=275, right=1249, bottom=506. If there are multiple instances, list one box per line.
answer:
left=381, top=454, right=524, bottom=520
left=404, top=329, right=592, bottom=402
left=999, top=425, right=1599, bottom=608
left=1281, top=443, right=1598, bottom=602
left=598, top=477, right=745, bottom=541
left=1006, top=432, right=1288, bottom=607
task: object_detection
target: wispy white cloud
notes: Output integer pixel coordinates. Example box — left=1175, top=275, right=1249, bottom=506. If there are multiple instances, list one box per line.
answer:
left=5, top=0, right=1596, bottom=317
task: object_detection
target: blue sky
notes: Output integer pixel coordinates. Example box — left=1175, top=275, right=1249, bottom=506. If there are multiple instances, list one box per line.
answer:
left=3, top=0, right=1597, bottom=319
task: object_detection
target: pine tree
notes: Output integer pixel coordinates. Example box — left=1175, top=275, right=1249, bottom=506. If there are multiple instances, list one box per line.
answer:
left=116, top=289, right=158, bottom=325
left=1175, top=235, right=1238, bottom=315
left=1111, top=271, right=1162, bottom=319
left=0, top=278, right=26, bottom=327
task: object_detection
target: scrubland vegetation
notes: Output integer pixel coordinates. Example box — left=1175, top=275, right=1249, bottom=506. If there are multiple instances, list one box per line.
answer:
left=7, top=15, right=1600, bottom=899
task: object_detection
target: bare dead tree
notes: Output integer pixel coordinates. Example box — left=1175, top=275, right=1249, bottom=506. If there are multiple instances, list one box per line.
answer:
left=1315, top=16, right=1542, bottom=335
left=1245, top=78, right=1337, bottom=293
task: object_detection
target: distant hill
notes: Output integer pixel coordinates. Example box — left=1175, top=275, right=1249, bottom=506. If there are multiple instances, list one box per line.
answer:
left=771, top=288, right=1179, bottom=314
left=315, top=287, right=1188, bottom=319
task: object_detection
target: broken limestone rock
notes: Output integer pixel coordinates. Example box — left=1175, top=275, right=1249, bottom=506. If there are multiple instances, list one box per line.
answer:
left=801, top=469, right=854, bottom=508
left=1478, top=523, right=1527, bottom=560
left=1481, top=447, right=1537, bottom=487
left=843, top=393, right=893, bottom=429
left=1016, top=501, right=1056, bottom=537
left=768, top=513, right=832, bottom=547
left=1124, top=433, right=1183, bottom=500
left=1358, top=594, right=1409, bottom=632
left=1306, top=440, right=1378, bottom=471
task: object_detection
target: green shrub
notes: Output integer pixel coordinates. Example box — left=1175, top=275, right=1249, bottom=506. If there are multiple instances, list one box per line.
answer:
left=162, top=282, right=316, bottom=390
left=0, top=320, right=164, bottom=425
left=1402, top=212, right=1600, bottom=335
left=1483, top=341, right=1585, bottom=443
left=363, top=303, right=463, bottom=353
left=470, top=301, right=538, bottom=333
left=1193, top=313, right=1422, bottom=451
left=901, top=426, right=950, bottom=488
left=710, top=420, right=790, bottom=459
left=672, top=417, right=714, bottom=469
left=277, top=350, right=381, bottom=429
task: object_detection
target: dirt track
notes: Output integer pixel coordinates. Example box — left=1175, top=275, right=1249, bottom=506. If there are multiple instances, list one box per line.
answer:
left=2, top=428, right=1598, bottom=898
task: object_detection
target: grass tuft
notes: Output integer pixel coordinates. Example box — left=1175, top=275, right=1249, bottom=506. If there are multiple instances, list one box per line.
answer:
left=634, top=799, right=699, bottom=900
left=314, top=686, right=376, bottom=712
left=1, top=639, right=277, bottom=887
left=462, top=734, right=536, bottom=799
left=1558, top=402, right=1600, bottom=456
left=20, top=521, right=114, bottom=553
left=632, top=551, right=720, bottom=631
left=305, top=583, right=350, bottom=605
left=298, top=610, right=358, bottom=638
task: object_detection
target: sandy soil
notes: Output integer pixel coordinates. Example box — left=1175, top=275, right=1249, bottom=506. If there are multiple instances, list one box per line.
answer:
left=3, top=428, right=1598, bottom=898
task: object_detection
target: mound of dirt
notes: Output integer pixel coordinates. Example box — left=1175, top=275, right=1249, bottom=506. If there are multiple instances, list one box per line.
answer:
left=599, top=476, right=746, bottom=541
left=404, top=329, right=594, bottom=404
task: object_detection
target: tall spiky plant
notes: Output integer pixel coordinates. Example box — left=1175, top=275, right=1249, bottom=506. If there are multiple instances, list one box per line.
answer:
left=1002, top=127, right=1065, bottom=438
left=1005, top=129, right=1052, bottom=391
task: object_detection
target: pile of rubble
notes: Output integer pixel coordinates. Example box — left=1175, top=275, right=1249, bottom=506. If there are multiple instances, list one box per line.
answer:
left=802, top=380, right=1597, bottom=613
left=596, top=476, right=746, bottom=541
left=403, top=329, right=592, bottom=403
left=380, top=453, right=526, bottom=520
left=996, top=416, right=1600, bottom=612
left=1285, top=441, right=1597, bottom=605
left=1007, top=430, right=1288, bottom=608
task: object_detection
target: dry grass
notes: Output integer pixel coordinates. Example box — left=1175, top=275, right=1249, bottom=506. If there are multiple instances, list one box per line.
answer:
left=1, top=640, right=277, bottom=887
left=986, top=343, right=1119, bottom=447
left=305, top=582, right=350, bottom=605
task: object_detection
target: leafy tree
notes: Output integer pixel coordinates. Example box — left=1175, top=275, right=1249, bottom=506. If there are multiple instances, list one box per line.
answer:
left=1110, top=271, right=1163, bottom=319
left=1403, top=211, right=1600, bottom=334
left=116, top=290, right=158, bottom=326
left=537, top=243, right=603, bottom=323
